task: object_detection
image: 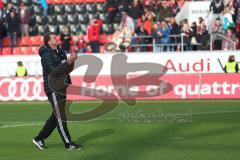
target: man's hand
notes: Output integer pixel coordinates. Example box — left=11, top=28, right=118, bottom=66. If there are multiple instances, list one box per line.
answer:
left=67, top=53, right=77, bottom=65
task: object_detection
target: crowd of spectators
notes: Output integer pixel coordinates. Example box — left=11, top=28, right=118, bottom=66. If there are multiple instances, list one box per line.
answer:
left=106, top=0, right=240, bottom=52
left=0, top=0, right=50, bottom=49
left=0, top=2, right=30, bottom=48
left=0, top=0, right=239, bottom=54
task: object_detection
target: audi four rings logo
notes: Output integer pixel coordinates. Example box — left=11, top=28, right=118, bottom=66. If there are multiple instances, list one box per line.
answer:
left=0, top=78, right=47, bottom=101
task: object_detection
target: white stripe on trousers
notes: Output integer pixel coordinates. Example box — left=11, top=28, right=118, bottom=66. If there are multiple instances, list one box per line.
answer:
left=52, top=92, right=70, bottom=144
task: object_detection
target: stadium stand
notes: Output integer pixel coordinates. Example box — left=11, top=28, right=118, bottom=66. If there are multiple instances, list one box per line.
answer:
left=2, top=47, right=12, bottom=55
left=0, top=0, right=239, bottom=55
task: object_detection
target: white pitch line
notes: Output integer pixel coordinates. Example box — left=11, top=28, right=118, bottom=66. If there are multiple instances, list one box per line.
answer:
left=0, top=123, right=44, bottom=128
left=0, top=111, right=240, bottom=129
left=0, top=118, right=118, bottom=129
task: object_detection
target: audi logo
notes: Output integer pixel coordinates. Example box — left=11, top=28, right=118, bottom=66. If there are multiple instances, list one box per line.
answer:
left=0, top=77, right=47, bottom=101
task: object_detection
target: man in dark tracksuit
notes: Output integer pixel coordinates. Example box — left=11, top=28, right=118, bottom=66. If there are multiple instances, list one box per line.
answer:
left=32, top=32, right=83, bottom=150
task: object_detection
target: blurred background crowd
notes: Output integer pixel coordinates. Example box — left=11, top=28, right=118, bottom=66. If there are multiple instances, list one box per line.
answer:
left=0, top=0, right=239, bottom=54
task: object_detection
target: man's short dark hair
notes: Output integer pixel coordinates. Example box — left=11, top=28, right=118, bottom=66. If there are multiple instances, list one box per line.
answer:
left=43, top=32, right=56, bottom=46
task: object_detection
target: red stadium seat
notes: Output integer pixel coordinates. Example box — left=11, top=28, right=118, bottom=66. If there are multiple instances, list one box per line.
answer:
left=108, top=34, right=114, bottom=41
left=96, top=0, right=106, bottom=3
left=21, top=47, right=33, bottom=55
left=47, top=0, right=55, bottom=4
left=72, top=35, right=79, bottom=42
left=19, top=36, right=32, bottom=46
left=85, top=0, right=95, bottom=3
left=56, top=0, right=73, bottom=4
left=2, top=47, right=12, bottom=55
left=99, top=34, right=108, bottom=44
left=31, top=36, right=43, bottom=46
left=32, top=46, right=40, bottom=55
left=71, top=35, right=80, bottom=45
left=54, top=0, right=62, bottom=4
left=75, top=0, right=86, bottom=3
left=62, top=0, right=75, bottom=4
left=85, top=0, right=105, bottom=3
left=69, top=35, right=75, bottom=45
left=13, top=47, right=24, bottom=55
left=101, top=34, right=113, bottom=44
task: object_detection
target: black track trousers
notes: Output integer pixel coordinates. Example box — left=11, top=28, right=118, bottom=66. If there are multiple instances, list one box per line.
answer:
left=36, top=91, right=71, bottom=144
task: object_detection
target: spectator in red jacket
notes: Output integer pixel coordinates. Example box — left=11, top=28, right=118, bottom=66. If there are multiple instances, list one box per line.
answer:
left=137, top=14, right=152, bottom=34
left=0, top=0, right=3, bottom=11
left=87, top=19, right=103, bottom=53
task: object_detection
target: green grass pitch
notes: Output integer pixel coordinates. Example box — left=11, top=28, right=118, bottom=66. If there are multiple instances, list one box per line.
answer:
left=0, top=100, right=240, bottom=160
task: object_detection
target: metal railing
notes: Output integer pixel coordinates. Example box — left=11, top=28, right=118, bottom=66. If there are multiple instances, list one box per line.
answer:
left=115, top=33, right=237, bottom=53
left=117, top=34, right=201, bottom=53
left=210, top=33, right=237, bottom=51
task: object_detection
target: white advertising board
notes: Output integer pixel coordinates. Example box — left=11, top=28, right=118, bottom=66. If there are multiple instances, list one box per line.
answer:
left=176, top=1, right=211, bottom=25
left=0, top=51, right=239, bottom=77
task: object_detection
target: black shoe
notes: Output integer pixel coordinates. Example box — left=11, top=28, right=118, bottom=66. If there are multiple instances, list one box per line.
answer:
left=65, top=142, right=83, bottom=150
left=32, top=138, right=45, bottom=150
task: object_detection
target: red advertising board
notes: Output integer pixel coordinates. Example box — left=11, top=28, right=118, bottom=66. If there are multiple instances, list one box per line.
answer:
left=0, top=74, right=240, bottom=101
